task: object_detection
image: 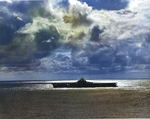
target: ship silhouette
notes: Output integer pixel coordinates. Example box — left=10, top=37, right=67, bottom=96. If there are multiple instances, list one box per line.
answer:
left=52, top=77, right=117, bottom=88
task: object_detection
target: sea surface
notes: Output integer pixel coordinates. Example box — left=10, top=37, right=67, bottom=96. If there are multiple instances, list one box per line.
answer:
left=0, top=80, right=150, bottom=91
left=1, top=80, right=150, bottom=118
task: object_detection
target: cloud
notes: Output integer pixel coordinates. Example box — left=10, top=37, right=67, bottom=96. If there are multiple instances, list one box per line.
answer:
left=1, top=0, right=150, bottom=74
left=0, top=24, right=60, bottom=65
left=70, top=40, right=150, bottom=73
left=90, top=25, right=103, bottom=42
left=39, top=51, right=72, bottom=73
left=34, top=25, right=60, bottom=59
left=0, top=2, right=33, bottom=45
left=0, top=34, right=36, bottom=64
left=63, top=0, right=92, bottom=27
left=0, top=1, right=61, bottom=65
left=0, top=16, right=30, bottom=45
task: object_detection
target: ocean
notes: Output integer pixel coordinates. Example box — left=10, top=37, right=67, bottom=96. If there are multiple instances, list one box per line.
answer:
left=1, top=79, right=150, bottom=118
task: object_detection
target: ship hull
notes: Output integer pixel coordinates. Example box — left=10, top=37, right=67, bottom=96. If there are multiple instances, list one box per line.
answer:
left=52, top=82, right=117, bottom=88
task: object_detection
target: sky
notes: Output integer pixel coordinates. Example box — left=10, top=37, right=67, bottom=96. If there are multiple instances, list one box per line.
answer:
left=0, top=0, right=150, bottom=80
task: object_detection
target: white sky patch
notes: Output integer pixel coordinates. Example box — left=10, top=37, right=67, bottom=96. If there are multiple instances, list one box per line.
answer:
left=128, top=0, right=150, bottom=12
left=135, top=43, right=142, bottom=47
left=56, top=52, right=71, bottom=58
left=69, top=0, right=92, bottom=15
left=17, top=16, right=23, bottom=21
left=0, top=0, right=44, bottom=2
left=10, top=0, right=44, bottom=1
left=0, top=0, right=12, bottom=3
left=46, top=0, right=64, bottom=19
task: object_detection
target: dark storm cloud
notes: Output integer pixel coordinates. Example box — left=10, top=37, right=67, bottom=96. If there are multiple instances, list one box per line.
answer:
left=145, top=34, right=150, bottom=43
left=0, top=13, right=31, bottom=45
left=0, top=34, right=36, bottom=64
left=70, top=42, right=115, bottom=72
left=0, top=3, right=33, bottom=64
left=90, top=25, right=103, bottom=42
left=0, top=2, right=33, bottom=45
left=70, top=38, right=150, bottom=73
left=34, top=25, right=60, bottom=59
left=89, top=45, right=115, bottom=67
left=0, top=0, right=60, bottom=66
left=0, top=25, right=60, bottom=65
left=0, top=19, right=14, bottom=45
left=79, top=0, right=129, bottom=10
left=0, top=0, right=43, bottom=21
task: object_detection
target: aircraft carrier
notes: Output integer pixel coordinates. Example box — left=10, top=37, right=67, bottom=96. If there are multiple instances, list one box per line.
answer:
left=52, top=77, right=117, bottom=88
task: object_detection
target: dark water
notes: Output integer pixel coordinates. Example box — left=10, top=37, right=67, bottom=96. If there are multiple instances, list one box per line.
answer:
left=0, top=81, right=53, bottom=91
